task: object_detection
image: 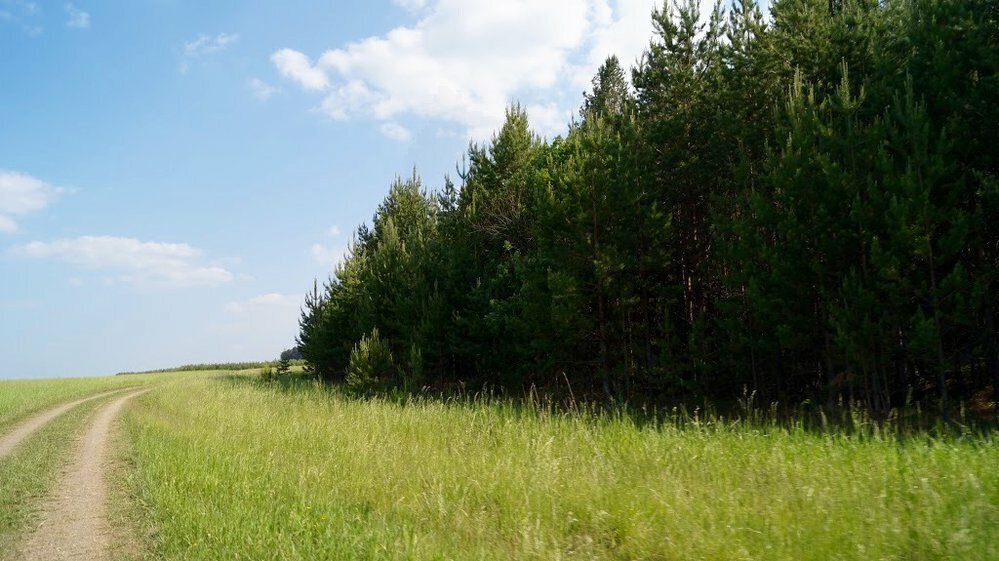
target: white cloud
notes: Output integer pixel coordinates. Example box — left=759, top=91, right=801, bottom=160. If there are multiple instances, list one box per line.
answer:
left=184, top=32, right=238, bottom=57
left=318, top=80, right=382, bottom=121
left=314, top=228, right=349, bottom=264
left=380, top=121, right=412, bottom=141
left=181, top=32, right=239, bottom=73
left=226, top=292, right=300, bottom=314
left=271, top=48, right=329, bottom=91
left=526, top=102, right=573, bottom=137
left=270, top=0, right=660, bottom=139
left=0, top=0, right=43, bottom=36
left=579, top=0, right=658, bottom=82
left=249, top=78, right=280, bottom=101
left=393, top=0, right=428, bottom=12
left=10, top=235, right=233, bottom=287
left=310, top=242, right=349, bottom=267
left=0, top=215, right=16, bottom=233
left=0, top=170, right=62, bottom=233
left=64, top=3, right=89, bottom=29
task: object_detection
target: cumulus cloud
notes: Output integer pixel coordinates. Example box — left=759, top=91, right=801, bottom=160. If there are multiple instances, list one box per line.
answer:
left=226, top=293, right=300, bottom=314
left=9, top=235, right=233, bottom=287
left=249, top=78, right=280, bottom=101
left=271, top=48, right=329, bottom=91
left=270, top=0, right=660, bottom=139
left=327, top=225, right=341, bottom=237
left=0, top=170, right=62, bottom=233
left=64, top=3, right=89, bottom=29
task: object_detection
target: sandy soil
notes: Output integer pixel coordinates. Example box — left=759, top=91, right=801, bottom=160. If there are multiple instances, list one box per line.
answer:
left=14, top=390, right=148, bottom=561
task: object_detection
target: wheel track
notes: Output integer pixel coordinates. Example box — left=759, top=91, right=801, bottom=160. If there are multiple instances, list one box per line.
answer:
left=14, top=389, right=150, bottom=561
left=0, top=390, right=125, bottom=460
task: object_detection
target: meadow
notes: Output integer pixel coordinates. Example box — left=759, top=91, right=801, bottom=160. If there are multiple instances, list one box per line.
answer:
left=0, top=370, right=206, bottom=557
left=122, top=375, right=998, bottom=561
left=0, top=372, right=177, bottom=432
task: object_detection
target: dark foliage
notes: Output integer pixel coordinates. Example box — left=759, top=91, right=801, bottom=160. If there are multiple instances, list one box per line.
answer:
left=298, top=0, right=998, bottom=416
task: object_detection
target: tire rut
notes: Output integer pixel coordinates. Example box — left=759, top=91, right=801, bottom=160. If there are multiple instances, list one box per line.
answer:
left=14, top=389, right=149, bottom=561
left=0, top=390, right=125, bottom=460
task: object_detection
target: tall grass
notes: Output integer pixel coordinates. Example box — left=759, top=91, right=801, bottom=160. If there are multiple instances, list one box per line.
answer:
left=125, top=377, right=998, bottom=560
left=0, top=371, right=215, bottom=556
left=0, top=372, right=178, bottom=432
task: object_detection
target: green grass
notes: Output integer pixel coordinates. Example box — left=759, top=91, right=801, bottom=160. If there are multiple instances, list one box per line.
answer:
left=0, top=369, right=218, bottom=559
left=0, top=393, right=109, bottom=555
left=0, top=372, right=178, bottom=432
left=125, top=376, right=999, bottom=561
left=107, top=398, right=159, bottom=561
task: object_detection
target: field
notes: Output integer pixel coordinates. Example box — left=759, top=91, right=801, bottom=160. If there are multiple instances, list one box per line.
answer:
left=0, top=371, right=206, bottom=557
left=124, top=376, right=997, bottom=560
left=4, top=0, right=997, bottom=559
left=0, top=373, right=172, bottom=432
left=0, top=370, right=996, bottom=560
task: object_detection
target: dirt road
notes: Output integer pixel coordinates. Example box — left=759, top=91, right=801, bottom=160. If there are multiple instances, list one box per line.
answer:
left=0, top=391, right=123, bottom=459
left=14, top=389, right=148, bottom=561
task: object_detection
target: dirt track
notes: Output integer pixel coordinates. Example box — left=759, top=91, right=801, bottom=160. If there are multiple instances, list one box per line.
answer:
left=14, top=390, right=148, bottom=561
left=0, top=391, right=123, bottom=459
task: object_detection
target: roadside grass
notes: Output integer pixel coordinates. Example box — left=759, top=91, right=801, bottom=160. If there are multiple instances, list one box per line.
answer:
left=0, top=394, right=108, bottom=556
left=107, top=401, right=159, bottom=561
left=0, top=371, right=180, bottom=432
left=125, top=376, right=999, bottom=561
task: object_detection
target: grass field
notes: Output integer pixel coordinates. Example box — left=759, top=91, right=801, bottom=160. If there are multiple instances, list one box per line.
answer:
left=0, top=372, right=177, bottom=432
left=123, top=375, right=999, bottom=561
left=0, top=370, right=209, bottom=558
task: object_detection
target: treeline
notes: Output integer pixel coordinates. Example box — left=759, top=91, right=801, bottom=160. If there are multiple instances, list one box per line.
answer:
left=117, top=361, right=284, bottom=375
left=298, top=0, right=998, bottom=416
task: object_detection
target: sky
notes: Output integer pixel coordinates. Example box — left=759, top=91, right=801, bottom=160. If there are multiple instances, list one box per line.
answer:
left=0, top=0, right=662, bottom=378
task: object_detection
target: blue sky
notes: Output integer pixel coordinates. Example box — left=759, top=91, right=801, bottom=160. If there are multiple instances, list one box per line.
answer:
left=0, top=0, right=660, bottom=378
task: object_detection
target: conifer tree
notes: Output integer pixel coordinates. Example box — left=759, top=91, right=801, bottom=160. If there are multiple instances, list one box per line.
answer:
left=294, top=0, right=999, bottom=415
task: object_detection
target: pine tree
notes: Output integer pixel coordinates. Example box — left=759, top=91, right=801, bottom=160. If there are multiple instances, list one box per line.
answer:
left=582, top=56, right=630, bottom=117
left=293, top=0, right=999, bottom=414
